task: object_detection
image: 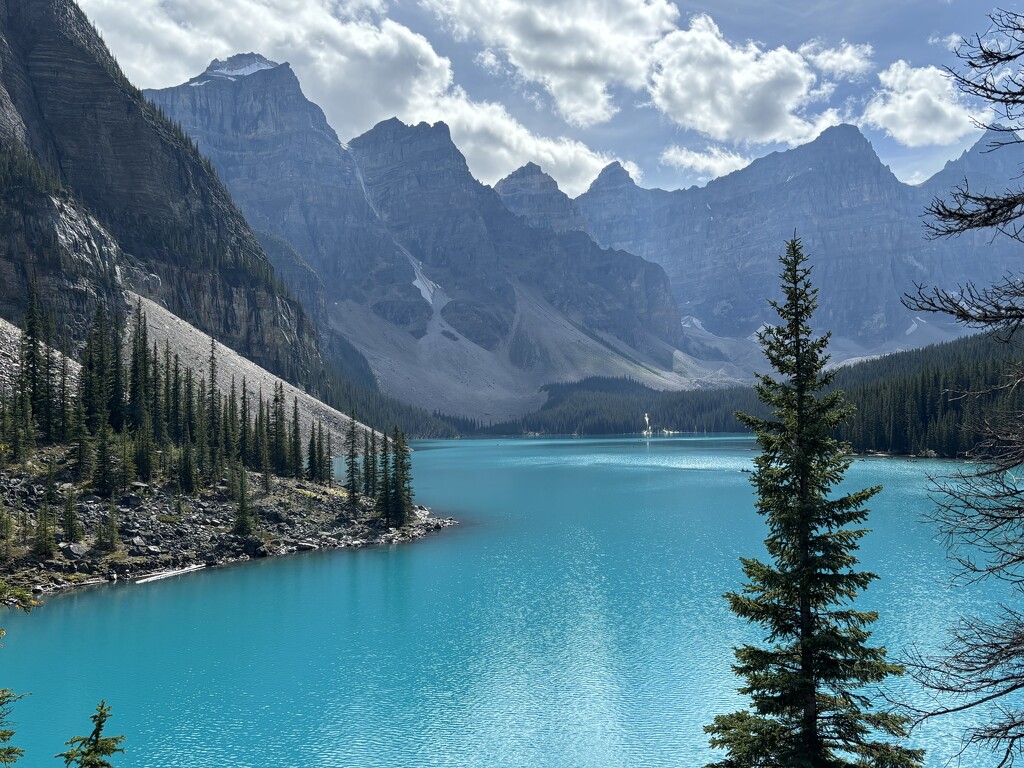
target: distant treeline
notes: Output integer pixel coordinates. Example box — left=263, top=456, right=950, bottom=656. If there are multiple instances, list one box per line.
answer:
left=478, top=333, right=1024, bottom=458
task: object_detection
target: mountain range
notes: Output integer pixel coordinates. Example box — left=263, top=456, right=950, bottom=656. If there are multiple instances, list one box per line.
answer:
left=148, top=53, right=1024, bottom=420
left=148, top=56, right=736, bottom=422
left=565, top=124, right=1021, bottom=364
left=2, top=1, right=1020, bottom=428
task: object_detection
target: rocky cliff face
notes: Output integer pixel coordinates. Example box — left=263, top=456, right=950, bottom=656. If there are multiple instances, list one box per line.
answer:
left=576, top=124, right=1016, bottom=359
left=494, top=162, right=587, bottom=234
left=349, top=118, right=682, bottom=352
left=150, top=61, right=715, bottom=421
left=0, top=4, right=322, bottom=385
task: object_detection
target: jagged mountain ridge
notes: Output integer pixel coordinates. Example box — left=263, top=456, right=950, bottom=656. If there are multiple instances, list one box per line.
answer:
left=0, top=2, right=323, bottom=387
left=148, top=57, right=738, bottom=422
left=570, top=124, right=1020, bottom=360
left=493, top=162, right=588, bottom=234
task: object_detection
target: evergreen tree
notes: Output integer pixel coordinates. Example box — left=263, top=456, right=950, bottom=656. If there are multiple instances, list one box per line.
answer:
left=391, top=427, right=413, bottom=526
left=239, top=379, right=251, bottom=468
left=107, top=314, right=126, bottom=433
left=367, top=430, right=378, bottom=497
left=177, top=429, right=197, bottom=496
left=98, top=504, right=120, bottom=553
left=704, top=239, right=922, bottom=768
left=345, top=415, right=361, bottom=502
left=316, top=422, right=326, bottom=484
left=377, top=434, right=392, bottom=526
left=259, top=399, right=272, bottom=493
left=307, top=430, right=319, bottom=482
left=62, top=491, right=82, bottom=543
left=93, top=425, right=115, bottom=498
left=58, top=340, right=71, bottom=442
left=32, top=505, right=55, bottom=559
left=232, top=463, right=252, bottom=536
left=56, top=700, right=125, bottom=768
left=325, top=431, right=333, bottom=488
left=72, top=398, right=94, bottom=483
left=290, top=398, right=303, bottom=480
left=0, top=688, right=24, bottom=767
left=0, top=510, right=12, bottom=561
left=207, top=339, right=220, bottom=481
left=362, top=430, right=372, bottom=497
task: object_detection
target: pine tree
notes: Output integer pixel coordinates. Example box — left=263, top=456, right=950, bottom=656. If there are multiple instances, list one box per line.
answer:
left=233, top=463, right=252, bottom=537
left=377, top=434, right=392, bottom=526
left=72, top=398, right=93, bottom=483
left=345, top=415, right=361, bottom=503
left=0, top=688, right=24, bottom=766
left=307, top=430, right=319, bottom=482
left=56, top=700, right=125, bottom=768
left=0, top=509, right=12, bottom=560
left=239, top=379, right=251, bottom=468
left=316, top=422, right=326, bottom=484
left=177, top=430, right=197, bottom=496
left=391, top=427, right=414, bottom=527
left=704, top=238, right=922, bottom=768
left=325, top=431, right=333, bottom=488
left=108, top=313, right=126, bottom=433
left=93, top=425, right=115, bottom=498
left=98, top=503, right=120, bottom=553
left=32, top=505, right=55, bottom=559
left=290, top=398, right=303, bottom=480
left=362, top=430, right=372, bottom=497
left=61, top=491, right=82, bottom=543
left=259, top=399, right=272, bottom=493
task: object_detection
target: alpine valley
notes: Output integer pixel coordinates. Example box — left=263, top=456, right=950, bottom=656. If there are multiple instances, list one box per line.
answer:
left=146, top=53, right=1024, bottom=421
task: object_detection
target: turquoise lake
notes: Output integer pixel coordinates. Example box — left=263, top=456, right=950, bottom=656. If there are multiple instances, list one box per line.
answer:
left=1, top=435, right=1014, bottom=766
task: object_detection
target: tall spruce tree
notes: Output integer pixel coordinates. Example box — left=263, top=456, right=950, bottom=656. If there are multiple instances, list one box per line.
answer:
left=345, top=415, right=360, bottom=503
left=391, top=427, right=413, bottom=527
left=704, top=238, right=922, bottom=768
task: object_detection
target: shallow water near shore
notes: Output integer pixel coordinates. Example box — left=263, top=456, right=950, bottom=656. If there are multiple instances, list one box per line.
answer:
left=1, top=435, right=1015, bottom=766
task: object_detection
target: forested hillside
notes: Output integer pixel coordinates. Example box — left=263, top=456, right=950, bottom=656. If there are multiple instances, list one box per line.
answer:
left=483, top=333, right=1024, bottom=458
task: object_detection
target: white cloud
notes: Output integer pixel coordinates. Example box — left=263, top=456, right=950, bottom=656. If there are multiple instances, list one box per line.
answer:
left=928, top=33, right=962, bottom=52
left=660, top=144, right=751, bottom=179
left=79, top=0, right=627, bottom=196
left=648, top=15, right=839, bottom=145
left=419, top=0, right=679, bottom=127
left=862, top=60, right=980, bottom=146
left=799, top=40, right=874, bottom=79
left=475, top=48, right=502, bottom=73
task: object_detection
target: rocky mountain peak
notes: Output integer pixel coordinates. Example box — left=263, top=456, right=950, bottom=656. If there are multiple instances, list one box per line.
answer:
left=813, top=122, right=872, bottom=151
left=495, top=163, right=586, bottom=234
left=920, top=126, right=1024, bottom=195
left=587, top=161, right=637, bottom=193
left=204, top=52, right=280, bottom=79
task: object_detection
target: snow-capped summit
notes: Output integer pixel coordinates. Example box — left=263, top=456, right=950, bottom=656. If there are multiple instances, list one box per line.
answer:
left=204, top=53, right=279, bottom=79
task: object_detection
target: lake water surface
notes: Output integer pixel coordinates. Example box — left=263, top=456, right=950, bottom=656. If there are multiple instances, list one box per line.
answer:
left=1, top=436, right=1013, bottom=766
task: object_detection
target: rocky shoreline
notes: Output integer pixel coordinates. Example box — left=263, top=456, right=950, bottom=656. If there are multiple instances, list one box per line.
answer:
left=1, top=461, right=457, bottom=600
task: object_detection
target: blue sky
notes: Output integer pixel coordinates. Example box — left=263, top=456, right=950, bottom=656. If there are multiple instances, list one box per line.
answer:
left=81, top=0, right=1016, bottom=195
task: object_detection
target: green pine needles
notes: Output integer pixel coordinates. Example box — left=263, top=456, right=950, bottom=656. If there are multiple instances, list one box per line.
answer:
left=704, top=238, right=923, bottom=768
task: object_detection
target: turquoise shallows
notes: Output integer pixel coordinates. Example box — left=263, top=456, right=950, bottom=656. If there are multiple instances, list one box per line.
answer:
left=1, top=436, right=1010, bottom=766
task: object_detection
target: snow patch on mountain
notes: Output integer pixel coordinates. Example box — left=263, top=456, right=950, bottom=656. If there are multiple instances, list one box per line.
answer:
left=206, top=53, right=279, bottom=79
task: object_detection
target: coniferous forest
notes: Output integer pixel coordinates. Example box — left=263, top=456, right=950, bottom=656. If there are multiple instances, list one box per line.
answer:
left=0, top=292, right=420, bottom=569
left=480, top=332, right=1024, bottom=458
